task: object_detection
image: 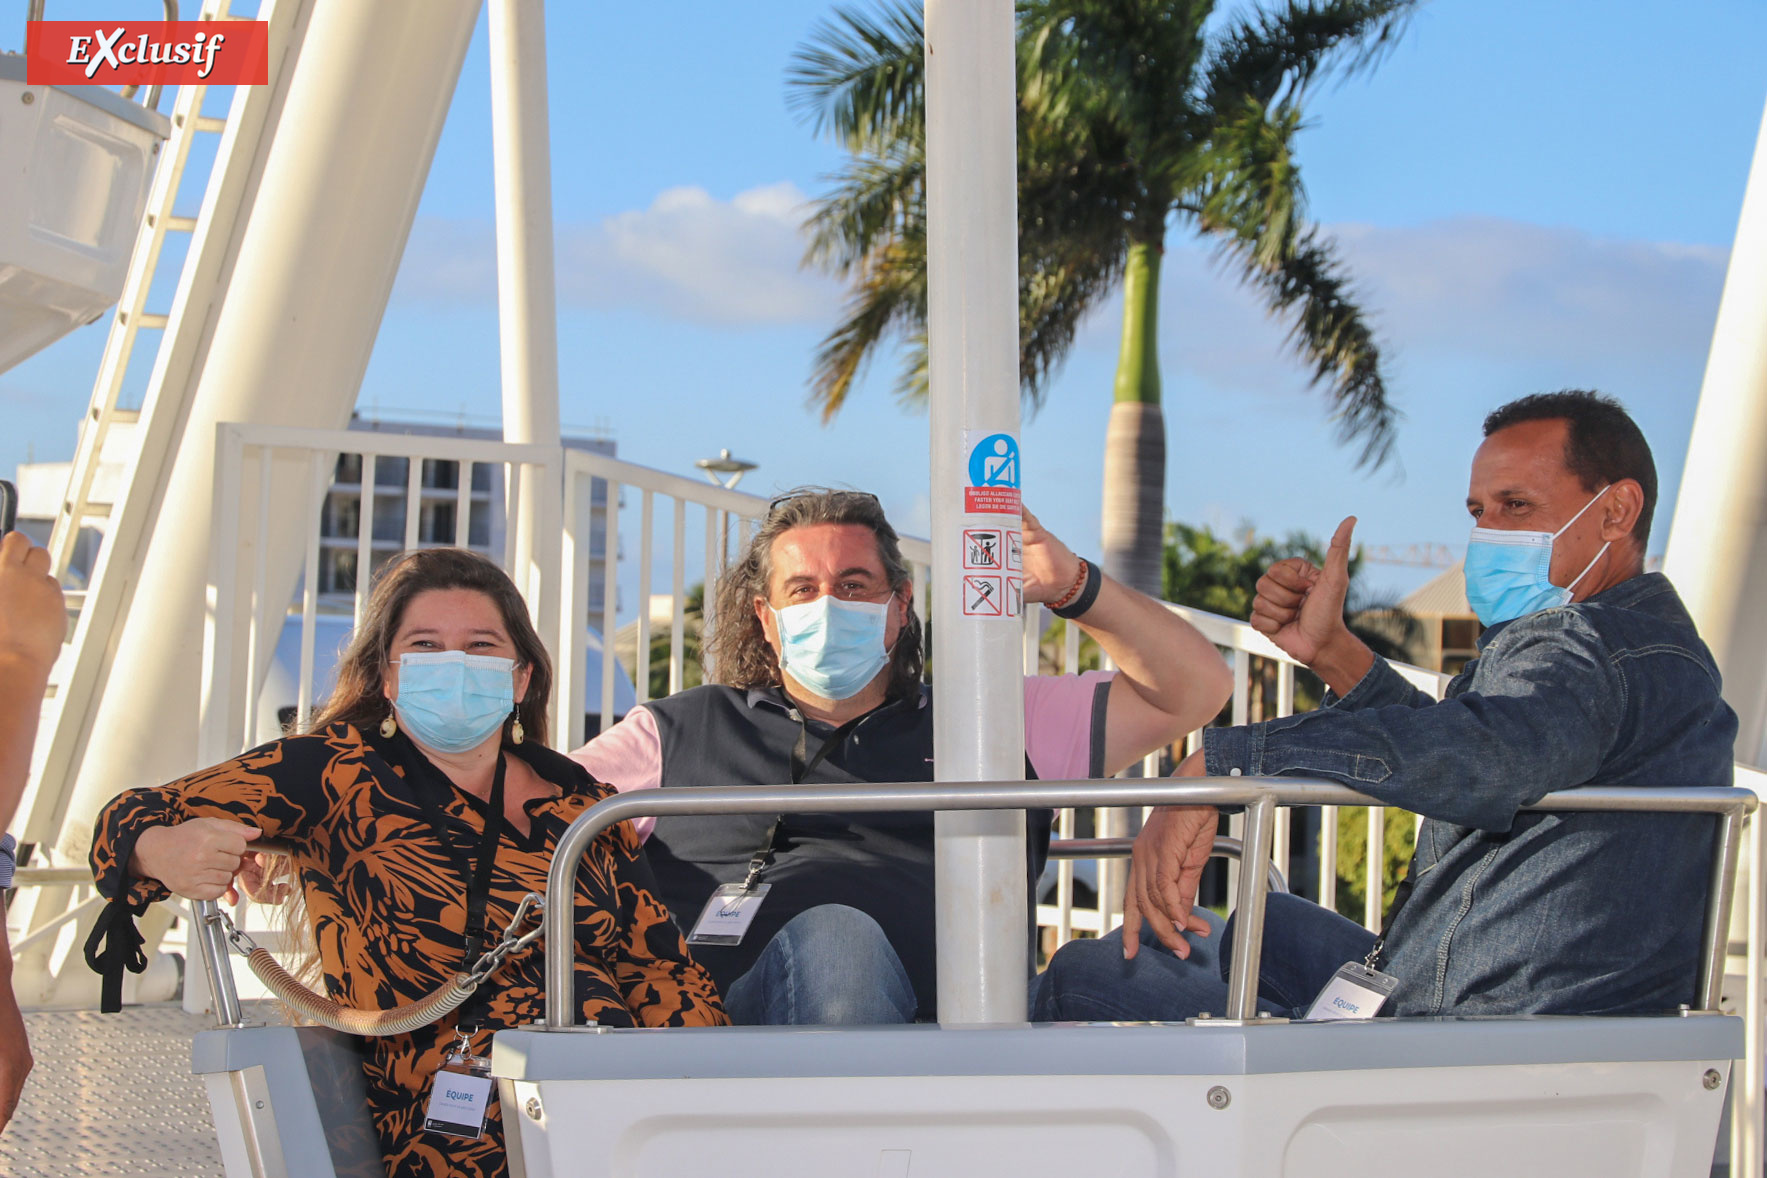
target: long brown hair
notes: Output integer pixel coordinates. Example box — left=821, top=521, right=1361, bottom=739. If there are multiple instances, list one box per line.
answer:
left=310, top=547, right=552, bottom=747
left=708, top=488, right=923, bottom=697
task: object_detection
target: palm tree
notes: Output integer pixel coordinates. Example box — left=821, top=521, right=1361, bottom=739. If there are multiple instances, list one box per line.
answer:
left=791, top=0, right=1415, bottom=595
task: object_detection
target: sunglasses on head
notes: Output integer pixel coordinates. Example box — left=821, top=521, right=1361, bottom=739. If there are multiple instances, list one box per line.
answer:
left=765, top=489, right=883, bottom=518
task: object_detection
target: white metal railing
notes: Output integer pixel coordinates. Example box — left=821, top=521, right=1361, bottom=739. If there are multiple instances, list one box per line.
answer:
left=198, top=423, right=561, bottom=767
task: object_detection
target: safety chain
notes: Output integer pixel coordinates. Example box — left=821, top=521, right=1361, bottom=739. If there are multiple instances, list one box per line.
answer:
left=210, top=905, right=259, bottom=956
left=210, top=892, right=546, bottom=990
left=463, top=892, right=546, bottom=987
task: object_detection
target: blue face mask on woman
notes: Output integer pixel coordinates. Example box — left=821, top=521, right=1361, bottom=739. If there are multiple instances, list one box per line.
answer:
left=1463, top=487, right=1611, bottom=627
left=393, top=650, right=516, bottom=753
left=772, top=595, right=894, bottom=701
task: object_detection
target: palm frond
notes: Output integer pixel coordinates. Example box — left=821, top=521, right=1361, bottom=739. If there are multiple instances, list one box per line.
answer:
left=787, top=0, right=925, bottom=153
left=1189, top=97, right=1307, bottom=269
left=1017, top=0, right=1213, bottom=205
left=807, top=238, right=928, bottom=422
left=1216, top=225, right=1400, bottom=470
left=892, top=330, right=929, bottom=409
left=1204, top=0, right=1416, bottom=112
left=800, top=141, right=924, bottom=278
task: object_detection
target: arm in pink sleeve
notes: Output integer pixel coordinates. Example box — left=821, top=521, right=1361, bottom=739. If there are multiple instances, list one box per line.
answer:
left=1023, top=671, right=1116, bottom=781
left=568, top=706, right=663, bottom=841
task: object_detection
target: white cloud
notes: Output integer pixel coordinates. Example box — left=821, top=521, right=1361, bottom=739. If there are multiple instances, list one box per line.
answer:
left=392, top=181, right=838, bottom=326
left=1100, top=216, right=1727, bottom=400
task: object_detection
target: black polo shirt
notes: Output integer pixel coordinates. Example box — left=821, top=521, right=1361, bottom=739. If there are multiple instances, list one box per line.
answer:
left=642, top=681, right=1109, bottom=1017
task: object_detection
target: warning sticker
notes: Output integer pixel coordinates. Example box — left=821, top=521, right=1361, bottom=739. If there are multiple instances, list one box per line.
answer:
left=962, top=528, right=1004, bottom=571
left=1006, top=577, right=1023, bottom=618
left=1005, top=530, right=1023, bottom=571
left=962, top=574, right=1003, bottom=617
left=964, top=431, right=1021, bottom=515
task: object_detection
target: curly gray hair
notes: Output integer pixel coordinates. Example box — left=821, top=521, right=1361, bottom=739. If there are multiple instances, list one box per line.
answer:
left=708, top=488, right=923, bottom=696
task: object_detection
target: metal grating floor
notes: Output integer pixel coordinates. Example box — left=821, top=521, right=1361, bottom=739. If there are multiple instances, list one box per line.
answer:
left=0, top=1005, right=230, bottom=1178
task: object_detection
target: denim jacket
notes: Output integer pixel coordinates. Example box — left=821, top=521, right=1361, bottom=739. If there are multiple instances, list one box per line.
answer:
left=1203, top=572, right=1737, bottom=1016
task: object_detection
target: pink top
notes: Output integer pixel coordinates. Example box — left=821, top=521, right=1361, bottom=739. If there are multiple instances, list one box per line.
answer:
left=570, top=672, right=1115, bottom=841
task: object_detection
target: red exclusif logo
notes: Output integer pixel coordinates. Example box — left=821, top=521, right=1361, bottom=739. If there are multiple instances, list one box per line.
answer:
left=25, top=21, right=268, bottom=86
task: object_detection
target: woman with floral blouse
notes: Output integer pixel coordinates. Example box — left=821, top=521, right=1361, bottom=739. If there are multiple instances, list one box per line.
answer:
left=89, top=548, right=724, bottom=1178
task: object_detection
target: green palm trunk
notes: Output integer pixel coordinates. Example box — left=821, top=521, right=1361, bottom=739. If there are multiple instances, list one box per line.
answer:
left=1101, top=240, right=1167, bottom=597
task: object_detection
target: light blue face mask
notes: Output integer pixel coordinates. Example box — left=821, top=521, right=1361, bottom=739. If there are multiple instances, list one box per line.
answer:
left=772, top=595, right=894, bottom=701
left=393, top=650, right=516, bottom=754
left=1463, top=487, right=1611, bottom=627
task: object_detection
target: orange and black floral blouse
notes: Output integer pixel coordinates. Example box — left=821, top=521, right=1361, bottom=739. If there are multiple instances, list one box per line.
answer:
left=89, top=722, right=726, bottom=1178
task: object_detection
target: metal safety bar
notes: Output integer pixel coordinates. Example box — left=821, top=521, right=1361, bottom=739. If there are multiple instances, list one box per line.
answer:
left=539, top=779, right=1755, bottom=1028
left=184, top=779, right=1753, bottom=1030
left=1049, top=835, right=1290, bottom=896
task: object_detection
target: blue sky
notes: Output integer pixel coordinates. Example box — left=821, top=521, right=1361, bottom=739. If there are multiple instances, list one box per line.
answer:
left=5, top=0, right=1765, bottom=612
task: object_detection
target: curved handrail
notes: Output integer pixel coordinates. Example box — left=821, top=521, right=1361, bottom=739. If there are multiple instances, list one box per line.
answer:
left=188, top=779, right=1754, bottom=1030
left=541, top=779, right=1755, bottom=1028
left=1048, top=835, right=1290, bottom=896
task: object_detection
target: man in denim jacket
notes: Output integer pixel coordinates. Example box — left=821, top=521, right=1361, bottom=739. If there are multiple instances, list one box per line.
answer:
left=1036, top=391, right=1739, bottom=1020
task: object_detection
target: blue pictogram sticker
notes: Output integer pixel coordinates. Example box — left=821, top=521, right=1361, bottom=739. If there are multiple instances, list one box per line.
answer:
left=967, top=433, right=1020, bottom=489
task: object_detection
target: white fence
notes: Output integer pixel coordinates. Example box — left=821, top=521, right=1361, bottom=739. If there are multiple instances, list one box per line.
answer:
left=22, top=421, right=1756, bottom=1171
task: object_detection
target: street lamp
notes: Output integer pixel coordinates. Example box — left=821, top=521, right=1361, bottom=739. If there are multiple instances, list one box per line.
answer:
left=695, top=449, right=759, bottom=578
left=694, top=448, right=757, bottom=490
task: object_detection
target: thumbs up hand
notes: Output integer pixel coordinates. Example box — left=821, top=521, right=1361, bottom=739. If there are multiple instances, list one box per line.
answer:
left=1251, top=516, right=1357, bottom=666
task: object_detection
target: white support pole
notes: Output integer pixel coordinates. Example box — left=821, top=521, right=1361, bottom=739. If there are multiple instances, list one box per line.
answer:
left=1664, top=98, right=1767, bottom=764
left=925, top=0, right=1026, bottom=1025
left=1734, top=811, right=1764, bottom=1175
left=1364, top=805, right=1385, bottom=931
left=489, top=0, right=564, bottom=650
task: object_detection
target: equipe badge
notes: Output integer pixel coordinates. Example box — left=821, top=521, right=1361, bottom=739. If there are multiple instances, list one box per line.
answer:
left=424, top=1041, right=494, bottom=1139
left=687, top=882, right=771, bottom=946
left=1304, top=961, right=1399, bottom=1021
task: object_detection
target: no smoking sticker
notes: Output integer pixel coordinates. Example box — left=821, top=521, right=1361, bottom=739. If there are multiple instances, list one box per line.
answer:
left=962, top=574, right=1003, bottom=617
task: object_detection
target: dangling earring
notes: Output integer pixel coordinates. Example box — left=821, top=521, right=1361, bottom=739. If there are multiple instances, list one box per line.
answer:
left=510, top=709, right=524, bottom=746
left=380, top=713, right=397, bottom=739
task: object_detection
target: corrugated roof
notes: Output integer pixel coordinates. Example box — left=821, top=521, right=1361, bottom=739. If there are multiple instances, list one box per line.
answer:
left=1400, top=561, right=1473, bottom=617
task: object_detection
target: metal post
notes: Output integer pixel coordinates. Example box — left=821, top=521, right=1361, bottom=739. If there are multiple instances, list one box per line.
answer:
left=489, top=0, right=563, bottom=645
left=1701, top=804, right=1744, bottom=1011
left=1735, top=811, right=1765, bottom=1175
left=1224, top=795, right=1277, bottom=1021
left=1364, top=805, right=1385, bottom=931
left=1663, top=97, right=1767, bottom=763
left=193, top=899, right=243, bottom=1028
left=924, top=0, right=1026, bottom=1024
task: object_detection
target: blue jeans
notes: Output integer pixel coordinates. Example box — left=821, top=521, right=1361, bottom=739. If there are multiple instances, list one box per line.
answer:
left=722, top=904, right=919, bottom=1026
left=1033, top=893, right=1377, bottom=1020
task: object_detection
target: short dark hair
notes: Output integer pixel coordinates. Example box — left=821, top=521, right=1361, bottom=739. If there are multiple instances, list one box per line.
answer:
left=1482, top=390, right=1657, bottom=545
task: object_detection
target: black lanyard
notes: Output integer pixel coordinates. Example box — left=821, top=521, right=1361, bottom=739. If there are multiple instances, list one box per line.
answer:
left=737, top=710, right=868, bottom=891
left=403, top=743, right=508, bottom=971
left=1364, top=872, right=1416, bottom=971
left=789, top=712, right=867, bottom=786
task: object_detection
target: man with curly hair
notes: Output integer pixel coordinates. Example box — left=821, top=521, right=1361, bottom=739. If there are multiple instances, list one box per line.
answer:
left=573, top=488, right=1231, bottom=1024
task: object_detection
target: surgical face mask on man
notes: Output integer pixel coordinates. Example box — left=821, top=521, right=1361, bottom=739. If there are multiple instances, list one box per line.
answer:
left=1463, top=486, right=1611, bottom=627
left=393, top=650, right=516, bottom=753
left=771, top=595, right=894, bottom=701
